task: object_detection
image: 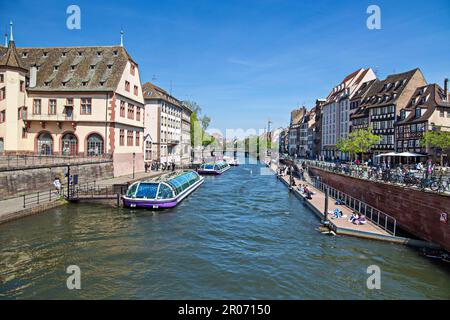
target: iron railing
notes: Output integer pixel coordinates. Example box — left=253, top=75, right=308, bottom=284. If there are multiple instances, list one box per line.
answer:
left=0, top=154, right=112, bottom=171
left=23, top=189, right=64, bottom=208
left=311, top=176, right=397, bottom=236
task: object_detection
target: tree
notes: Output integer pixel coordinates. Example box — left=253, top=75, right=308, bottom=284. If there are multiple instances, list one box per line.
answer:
left=421, top=129, right=450, bottom=165
left=337, top=129, right=381, bottom=161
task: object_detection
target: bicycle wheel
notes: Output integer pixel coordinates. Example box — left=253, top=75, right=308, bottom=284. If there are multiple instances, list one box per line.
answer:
left=430, top=181, right=439, bottom=192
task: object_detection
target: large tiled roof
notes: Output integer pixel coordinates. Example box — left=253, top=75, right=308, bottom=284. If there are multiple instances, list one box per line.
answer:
left=359, top=68, right=421, bottom=109
left=0, top=42, right=134, bottom=92
left=142, top=81, right=182, bottom=107
left=396, top=84, right=450, bottom=125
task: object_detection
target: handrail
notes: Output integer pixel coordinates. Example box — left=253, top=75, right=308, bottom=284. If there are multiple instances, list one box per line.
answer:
left=310, top=176, right=397, bottom=236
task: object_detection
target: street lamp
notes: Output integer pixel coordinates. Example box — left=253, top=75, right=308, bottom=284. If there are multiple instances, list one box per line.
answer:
left=132, top=152, right=136, bottom=179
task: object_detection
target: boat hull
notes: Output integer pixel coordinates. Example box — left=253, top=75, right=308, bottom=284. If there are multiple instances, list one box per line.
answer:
left=122, top=179, right=204, bottom=209
left=198, top=165, right=231, bottom=175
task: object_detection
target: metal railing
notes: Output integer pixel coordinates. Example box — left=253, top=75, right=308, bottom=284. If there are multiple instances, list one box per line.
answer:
left=312, top=176, right=397, bottom=236
left=0, top=154, right=112, bottom=171
left=23, top=189, right=64, bottom=208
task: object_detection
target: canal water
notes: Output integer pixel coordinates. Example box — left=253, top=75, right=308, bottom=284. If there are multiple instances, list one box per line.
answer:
left=1, top=156, right=449, bottom=299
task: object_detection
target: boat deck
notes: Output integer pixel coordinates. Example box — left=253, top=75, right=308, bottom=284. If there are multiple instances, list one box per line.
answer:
left=278, top=174, right=409, bottom=244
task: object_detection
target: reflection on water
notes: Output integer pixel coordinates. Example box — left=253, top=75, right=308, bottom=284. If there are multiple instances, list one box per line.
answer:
left=0, top=156, right=449, bottom=299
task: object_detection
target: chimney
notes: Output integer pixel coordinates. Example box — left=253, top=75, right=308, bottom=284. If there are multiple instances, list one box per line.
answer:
left=445, top=78, right=448, bottom=101
left=29, top=66, right=37, bottom=88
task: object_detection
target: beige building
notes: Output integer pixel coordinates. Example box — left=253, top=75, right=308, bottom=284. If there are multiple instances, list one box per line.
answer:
left=0, top=25, right=145, bottom=176
left=142, top=82, right=191, bottom=166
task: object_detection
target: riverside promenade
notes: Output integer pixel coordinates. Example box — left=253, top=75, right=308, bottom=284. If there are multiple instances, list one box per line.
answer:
left=0, top=170, right=164, bottom=225
left=267, top=161, right=439, bottom=248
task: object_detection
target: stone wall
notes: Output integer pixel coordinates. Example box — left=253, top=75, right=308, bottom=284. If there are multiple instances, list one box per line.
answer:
left=309, top=167, right=450, bottom=252
left=0, top=161, right=114, bottom=200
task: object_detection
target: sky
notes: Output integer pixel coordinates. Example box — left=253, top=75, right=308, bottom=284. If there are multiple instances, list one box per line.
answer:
left=1, top=0, right=450, bottom=136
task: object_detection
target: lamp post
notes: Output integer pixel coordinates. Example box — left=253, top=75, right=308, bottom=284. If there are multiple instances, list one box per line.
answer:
left=132, top=152, right=136, bottom=179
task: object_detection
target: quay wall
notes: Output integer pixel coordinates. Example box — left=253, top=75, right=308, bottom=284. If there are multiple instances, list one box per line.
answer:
left=308, top=167, right=450, bottom=252
left=0, top=161, right=114, bottom=200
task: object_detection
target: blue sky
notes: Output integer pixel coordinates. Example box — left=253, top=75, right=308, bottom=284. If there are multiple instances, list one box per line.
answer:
left=1, top=0, right=450, bottom=135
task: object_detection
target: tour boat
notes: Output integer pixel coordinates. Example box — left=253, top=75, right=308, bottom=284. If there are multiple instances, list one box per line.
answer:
left=197, top=161, right=231, bottom=175
left=223, top=156, right=239, bottom=166
left=122, top=170, right=204, bottom=209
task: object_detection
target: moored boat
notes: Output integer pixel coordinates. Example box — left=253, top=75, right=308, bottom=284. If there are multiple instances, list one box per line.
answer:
left=197, top=161, right=231, bottom=175
left=122, top=170, right=204, bottom=209
left=223, top=156, right=239, bottom=166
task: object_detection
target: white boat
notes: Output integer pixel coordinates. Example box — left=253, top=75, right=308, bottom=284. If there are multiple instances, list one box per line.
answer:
left=223, top=156, right=239, bottom=166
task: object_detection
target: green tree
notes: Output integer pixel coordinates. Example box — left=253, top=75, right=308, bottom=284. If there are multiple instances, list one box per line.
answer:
left=421, top=129, right=450, bottom=165
left=337, top=129, right=381, bottom=161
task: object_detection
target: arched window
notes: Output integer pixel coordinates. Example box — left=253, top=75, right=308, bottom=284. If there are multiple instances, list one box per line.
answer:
left=61, top=133, right=78, bottom=156
left=37, top=132, right=53, bottom=155
left=87, top=134, right=104, bottom=156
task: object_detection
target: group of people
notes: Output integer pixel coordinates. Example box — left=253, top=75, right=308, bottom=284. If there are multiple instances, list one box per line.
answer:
left=145, top=161, right=176, bottom=172
left=298, top=184, right=314, bottom=200
left=329, top=206, right=367, bottom=225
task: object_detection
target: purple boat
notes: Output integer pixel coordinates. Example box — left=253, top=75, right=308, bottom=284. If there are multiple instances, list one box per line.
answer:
left=122, top=170, right=204, bottom=209
left=197, top=161, right=231, bottom=175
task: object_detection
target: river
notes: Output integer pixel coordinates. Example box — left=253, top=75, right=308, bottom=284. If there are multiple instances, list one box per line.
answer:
left=0, top=155, right=449, bottom=299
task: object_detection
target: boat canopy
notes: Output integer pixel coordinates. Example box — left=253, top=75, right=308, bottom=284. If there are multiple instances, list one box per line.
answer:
left=201, top=161, right=229, bottom=171
left=125, top=170, right=202, bottom=200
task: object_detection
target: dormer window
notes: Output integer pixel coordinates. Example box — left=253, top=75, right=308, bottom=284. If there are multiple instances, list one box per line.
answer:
left=113, top=50, right=118, bottom=56
left=90, top=65, right=95, bottom=70
left=82, top=81, right=88, bottom=87
left=62, top=81, right=67, bottom=87
left=62, top=52, right=67, bottom=57
left=43, top=52, right=48, bottom=57
left=78, top=51, right=83, bottom=56
left=415, top=108, right=421, bottom=118
left=54, top=65, right=59, bottom=71
left=44, top=81, right=50, bottom=87
left=107, top=64, right=113, bottom=70
left=99, top=81, right=105, bottom=86
left=71, top=65, right=76, bottom=71
left=97, top=51, right=102, bottom=57
left=400, top=110, right=406, bottom=120
left=22, top=52, right=28, bottom=58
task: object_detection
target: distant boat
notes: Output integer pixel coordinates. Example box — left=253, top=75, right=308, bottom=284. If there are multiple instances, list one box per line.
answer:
left=223, top=156, right=239, bottom=166
left=122, top=170, right=204, bottom=209
left=197, top=161, right=231, bottom=175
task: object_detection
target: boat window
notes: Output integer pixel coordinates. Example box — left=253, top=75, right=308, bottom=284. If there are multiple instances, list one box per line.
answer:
left=126, top=183, right=139, bottom=197
left=135, top=183, right=158, bottom=199
left=157, top=183, right=174, bottom=199
left=204, top=164, right=214, bottom=170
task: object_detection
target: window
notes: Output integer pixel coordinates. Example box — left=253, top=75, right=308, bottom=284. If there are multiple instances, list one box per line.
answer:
left=0, top=74, right=3, bottom=83
left=54, top=65, right=59, bottom=71
left=134, top=85, right=138, bottom=96
left=0, top=87, right=5, bottom=101
left=66, top=98, right=74, bottom=106
left=136, top=107, right=141, bottom=121
left=120, top=129, right=125, bottom=146
left=130, top=64, right=135, bottom=76
left=81, top=98, right=92, bottom=115
left=87, top=134, right=104, bottom=156
left=18, top=106, right=27, bottom=120
left=0, top=110, right=5, bottom=123
left=49, top=99, right=57, bottom=115
left=20, top=81, right=25, bottom=92
left=127, top=130, right=134, bottom=146
left=120, top=101, right=126, bottom=117
left=37, top=132, right=53, bottom=155
left=22, top=52, right=28, bottom=58
left=125, top=81, right=130, bottom=92
left=440, top=110, right=445, bottom=117
left=61, top=133, right=78, bottom=156
left=33, top=99, right=42, bottom=114
left=135, top=132, right=140, bottom=146
left=127, top=103, right=134, bottom=119
left=22, top=127, right=27, bottom=138
left=415, top=108, right=421, bottom=118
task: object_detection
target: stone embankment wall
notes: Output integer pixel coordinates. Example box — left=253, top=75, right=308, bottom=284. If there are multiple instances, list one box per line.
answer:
left=309, top=167, right=450, bottom=252
left=0, top=161, right=114, bottom=200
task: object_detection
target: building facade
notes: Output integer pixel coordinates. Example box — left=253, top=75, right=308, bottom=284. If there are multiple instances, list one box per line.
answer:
left=142, top=82, right=190, bottom=165
left=0, top=30, right=145, bottom=176
left=395, top=82, right=450, bottom=162
left=351, top=68, right=427, bottom=160
left=288, top=107, right=307, bottom=157
left=321, top=68, right=377, bottom=160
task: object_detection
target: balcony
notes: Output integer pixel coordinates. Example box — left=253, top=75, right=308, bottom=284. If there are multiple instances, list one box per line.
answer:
left=25, top=113, right=78, bottom=122
left=166, top=139, right=180, bottom=146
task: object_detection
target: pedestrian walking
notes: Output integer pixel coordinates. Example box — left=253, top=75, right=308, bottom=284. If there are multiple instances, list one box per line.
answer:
left=53, top=177, right=62, bottom=195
